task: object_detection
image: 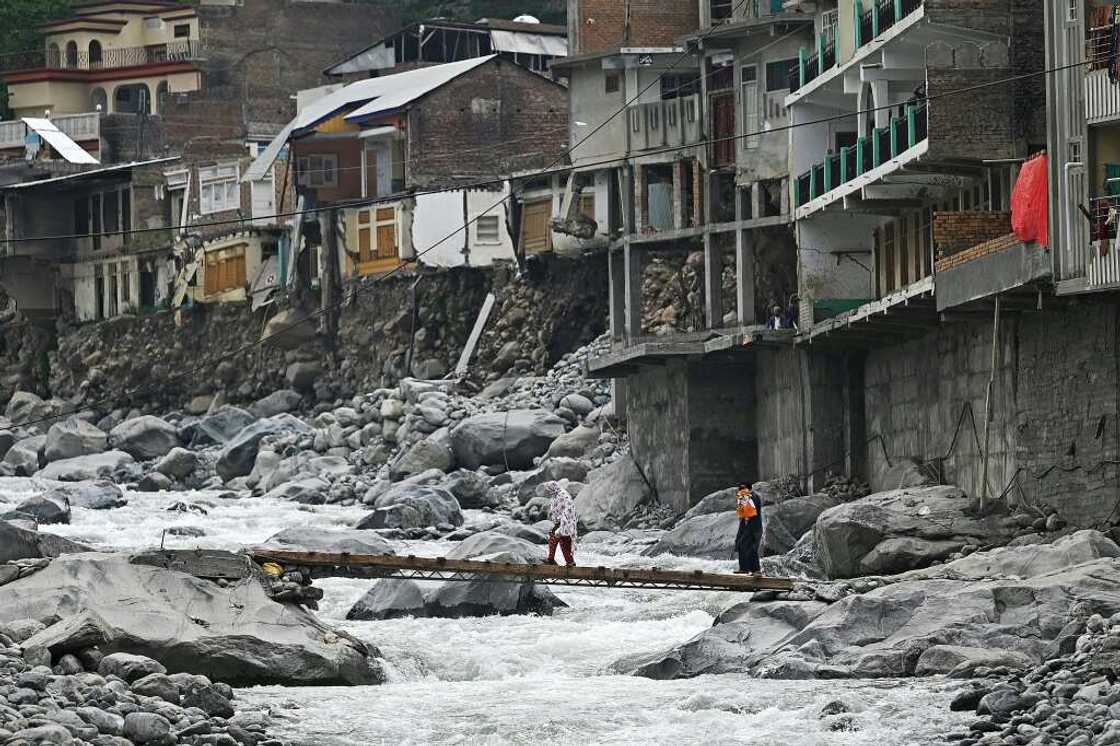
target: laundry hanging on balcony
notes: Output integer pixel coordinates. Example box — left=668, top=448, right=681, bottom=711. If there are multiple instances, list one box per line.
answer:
left=1010, top=152, right=1048, bottom=247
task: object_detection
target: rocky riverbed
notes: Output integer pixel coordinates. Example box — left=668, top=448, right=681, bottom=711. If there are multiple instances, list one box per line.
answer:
left=3, top=330, right=1120, bottom=744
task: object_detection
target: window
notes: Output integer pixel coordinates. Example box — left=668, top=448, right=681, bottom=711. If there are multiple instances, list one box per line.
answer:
left=742, top=65, right=760, bottom=149
left=89, top=40, right=102, bottom=66
left=174, top=24, right=191, bottom=39
left=121, top=264, right=131, bottom=305
left=1068, top=0, right=1078, bottom=22
left=605, top=72, right=620, bottom=94
left=661, top=73, right=700, bottom=100
left=121, top=187, right=131, bottom=237
left=766, top=59, right=798, bottom=92
left=203, top=246, right=247, bottom=295
left=104, top=190, right=119, bottom=234
left=107, top=263, right=119, bottom=318
left=199, top=163, right=240, bottom=214
left=821, top=9, right=839, bottom=46
left=520, top=199, right=553, bottom=254
left=296, top=154, right=338, bottom=188
left=65, top=41, right=77, bottom=68
left=476, top=215, right=501, bottom=243
left=74, top=196, right=89, bottom=235
left=354, top=206, right=399, bottom=269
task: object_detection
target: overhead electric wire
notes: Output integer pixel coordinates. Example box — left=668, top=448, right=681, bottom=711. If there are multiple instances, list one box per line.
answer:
left=0, top=37, right=1087, bottom=435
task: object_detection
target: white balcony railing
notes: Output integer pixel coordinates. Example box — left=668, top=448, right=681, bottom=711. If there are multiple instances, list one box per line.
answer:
left=1085, top=68, right=1120, bottom=125
left=0, top=112, right=101, bottom=150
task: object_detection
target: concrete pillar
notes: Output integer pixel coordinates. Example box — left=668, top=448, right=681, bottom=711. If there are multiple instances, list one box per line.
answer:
left=608, top=248, right=626, bottom=342
left=736, top=229, right=756, bottom=325
left=623, top=239, right=641, bottom=341
left=704, top=231, right=723, bottom=329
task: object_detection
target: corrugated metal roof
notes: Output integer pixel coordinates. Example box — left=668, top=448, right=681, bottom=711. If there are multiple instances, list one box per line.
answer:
left=0, top=156, right=179, bottom=190
left=22, top=118, right=100, bottom=165
left=245, top=56, right=495, bottom=182
left=342, top=55, right=495, bottom=123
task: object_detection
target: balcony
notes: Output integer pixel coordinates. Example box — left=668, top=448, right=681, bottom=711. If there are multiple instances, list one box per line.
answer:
left=0, top=40, right=200, bottom=74
left=627, top=94, right=703, bottom=152
left=1086, top=25, right=1120, bottom=124
left=0, top=112, right=100, bottom=150
left=854, top=0, right=923, bottom=52
left=795, top=102, right=927, bottom=210
left=1085, top=195, right=1120, bottom=289
left=709, top=0, right=808, bottom=26
left=788, top=32, right=837, bottom=94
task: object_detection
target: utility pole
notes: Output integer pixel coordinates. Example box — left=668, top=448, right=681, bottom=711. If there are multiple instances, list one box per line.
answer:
left=321, top=207, right=340, bottom=366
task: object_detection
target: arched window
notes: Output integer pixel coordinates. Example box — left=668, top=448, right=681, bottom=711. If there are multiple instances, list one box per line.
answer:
left=65, top=41, right=78, bottom=68
left=90, top=87, right=108, bottom=112
left=89, top=40, right=102, bottom=67
left=114, top=83, right=151, bottom=114
left=47, top=43, right=60, bottom=68
left=155, top=81, right=169, bottom=116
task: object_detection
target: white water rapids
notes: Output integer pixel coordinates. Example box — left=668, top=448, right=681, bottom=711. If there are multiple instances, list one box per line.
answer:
left=7, top=479, right=970, bottom=745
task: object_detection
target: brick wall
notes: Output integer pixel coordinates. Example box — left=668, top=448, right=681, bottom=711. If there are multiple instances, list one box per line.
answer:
left=863, top=302, right=1120, bottom=526
left=927, top=66, right=1017, bottom=162
left=165, top=0, right=397, bottom=147
left=570, top=0, right=699, bottom=55
left=405, top=58, right=569, bottom=186
left=933, top=211, right=1012, bottom=258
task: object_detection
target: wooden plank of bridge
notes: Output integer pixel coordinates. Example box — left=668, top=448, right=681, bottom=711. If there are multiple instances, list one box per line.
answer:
left=249, top=548, right=796, bottom=593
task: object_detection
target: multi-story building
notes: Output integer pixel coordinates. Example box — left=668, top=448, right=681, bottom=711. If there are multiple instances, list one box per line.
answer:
left=242, top=54, right=569, bottom=286
left=562, top=0, right=819, bottom=511
left=1046, top=0, right=1120, bottom=294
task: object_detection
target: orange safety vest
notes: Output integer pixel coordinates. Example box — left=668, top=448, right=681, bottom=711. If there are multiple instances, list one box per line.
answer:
left=736, top=490, right=758, bottom=520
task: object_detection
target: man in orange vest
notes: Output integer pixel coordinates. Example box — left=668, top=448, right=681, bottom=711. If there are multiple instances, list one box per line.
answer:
left=734, top=483, right=763, bottom=576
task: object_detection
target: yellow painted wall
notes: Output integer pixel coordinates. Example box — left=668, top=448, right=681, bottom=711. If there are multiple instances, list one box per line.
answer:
left=9, top=80, right=91, bottom=116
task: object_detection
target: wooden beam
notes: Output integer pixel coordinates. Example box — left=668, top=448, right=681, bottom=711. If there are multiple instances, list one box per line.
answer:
left=249, top=549, right=795, bottom=593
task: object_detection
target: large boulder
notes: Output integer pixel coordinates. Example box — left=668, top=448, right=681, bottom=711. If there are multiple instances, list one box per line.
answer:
left=546, top=425, right=600, bottom=459
left=45, top=480, right=126, bottom=510
left=108, top=416, right=180, bottom=460
left=4, top=435, right=46, bottom=476
left=250, top=389, right=303, bottom=419
left=0, top=521, right=90, bottom=563
left=449, top=410, right=567, bottom=470
left=390, top=438, right=452, bottom=481
left=215, top=414, right=311, bottom=482
left=0, top=552, right=381, bottom=686
left=575, top=458, right=652, bottom=531
left=870, top=457, right=937, bottom=494
left=35, top=450, right=134, bottom=482
left=259, top=527, right=395, bottom=556
left=763, top=494, right=844, bottom=556
left=261, top=476, right=331, bottom=504
left=186, top=406, right=257, bottom=448
left=813, top=486, right=1020, bottom=579
left=625, top=531, right=1120, bottom=681
left=347, top=531, right=563, bottom=620
left=443, top=470, right=498, bottom=509
left=155, top=447, right=201, bottom=480
left=11, top=494, right=70, bottom=525
left=644, top=513, right=735, bottom=560
left=357, top=484, right=463, bottom=530
left=261, top=306, right=320, bottom=350
left=6, top=391, right=61, bottom=426
left=43, top=417, right=107, bottom=463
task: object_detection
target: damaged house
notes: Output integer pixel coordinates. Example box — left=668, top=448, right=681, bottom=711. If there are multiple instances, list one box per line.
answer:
left=244, top=54, right=569, bottom=286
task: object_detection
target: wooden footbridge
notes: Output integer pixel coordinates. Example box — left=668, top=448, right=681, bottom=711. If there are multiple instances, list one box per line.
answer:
left=249, top=548, right=796, bottom=593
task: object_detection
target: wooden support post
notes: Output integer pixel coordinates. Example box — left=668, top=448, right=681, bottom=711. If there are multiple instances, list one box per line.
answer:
left=980, top=295, right=1001, bottom=512
left=321, top=207, right=341, bottom=365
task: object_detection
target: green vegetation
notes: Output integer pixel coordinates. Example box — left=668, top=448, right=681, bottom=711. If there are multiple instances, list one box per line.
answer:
left=0, top=0, right=71, bottom=116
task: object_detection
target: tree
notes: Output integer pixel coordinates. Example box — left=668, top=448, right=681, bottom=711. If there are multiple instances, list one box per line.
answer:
left=0, top=0, right=71, bottom=117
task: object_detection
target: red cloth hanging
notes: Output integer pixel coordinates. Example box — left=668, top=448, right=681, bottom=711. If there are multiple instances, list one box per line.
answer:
left=1011, top=153, right=1049, bottom=247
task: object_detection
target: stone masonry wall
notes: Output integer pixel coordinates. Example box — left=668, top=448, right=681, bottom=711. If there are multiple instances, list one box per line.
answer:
left=863, top=302, right=1120, bottom=526
left=568, top=0, right=699, bottom=55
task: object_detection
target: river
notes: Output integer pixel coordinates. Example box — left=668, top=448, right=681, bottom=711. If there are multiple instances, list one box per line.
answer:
left=28, top=480, right=969, bottom=745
